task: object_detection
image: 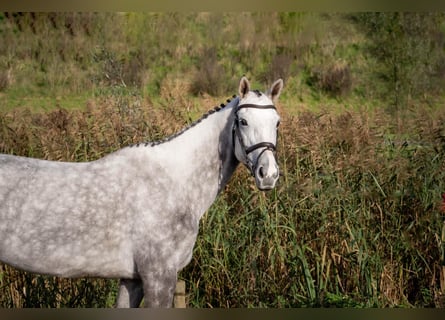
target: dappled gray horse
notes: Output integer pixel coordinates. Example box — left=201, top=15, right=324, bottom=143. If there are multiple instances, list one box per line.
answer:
left=0, top=77, right=283, bottom=307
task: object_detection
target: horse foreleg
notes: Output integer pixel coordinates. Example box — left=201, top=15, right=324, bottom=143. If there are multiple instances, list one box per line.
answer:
left=140, top=269, right=177, bottom=307
left=116, top=278, right=144, bottom=308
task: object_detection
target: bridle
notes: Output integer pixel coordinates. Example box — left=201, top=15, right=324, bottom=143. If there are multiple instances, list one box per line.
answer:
left=232, top=103, right=278, bottom=176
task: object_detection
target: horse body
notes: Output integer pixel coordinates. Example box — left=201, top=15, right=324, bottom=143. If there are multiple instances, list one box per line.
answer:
left=0, top=152, right=138, bottom=278
left=0, top=77, right=283, bottom=307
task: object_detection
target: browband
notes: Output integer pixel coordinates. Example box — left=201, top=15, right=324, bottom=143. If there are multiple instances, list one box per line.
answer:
left=236, top=104, right=276, bottom=111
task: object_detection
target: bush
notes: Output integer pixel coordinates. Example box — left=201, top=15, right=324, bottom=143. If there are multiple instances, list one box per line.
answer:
left=259, top=54, right=295, bottom=85
left=308, top=60, right=352, bottom=97
left=0, top=69, right=11, bottom=91
left=190, top=47, right=231, bottom=96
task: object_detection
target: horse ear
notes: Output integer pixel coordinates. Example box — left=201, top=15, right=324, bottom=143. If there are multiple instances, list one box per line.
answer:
left=268, top=79, right=284, bottom=102
left=239, top=76, right=250, bottom=98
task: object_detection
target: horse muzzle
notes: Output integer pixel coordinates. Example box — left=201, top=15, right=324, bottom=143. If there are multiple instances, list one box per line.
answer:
left=253, top=151, right=279, bottom=191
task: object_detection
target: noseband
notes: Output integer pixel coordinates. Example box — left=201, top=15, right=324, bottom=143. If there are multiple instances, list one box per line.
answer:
left=233, top=104, right=278, bottom=176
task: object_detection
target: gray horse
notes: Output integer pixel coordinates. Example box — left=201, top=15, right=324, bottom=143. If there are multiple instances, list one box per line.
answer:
left=0, top=77, right=283, bottom=307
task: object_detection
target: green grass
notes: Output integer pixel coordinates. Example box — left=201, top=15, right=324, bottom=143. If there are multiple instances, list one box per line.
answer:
left=0, top=89, right=91, bottom=112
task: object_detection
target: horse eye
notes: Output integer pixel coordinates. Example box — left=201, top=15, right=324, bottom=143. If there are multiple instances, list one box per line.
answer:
left=240, top=119, right=248, bottom=126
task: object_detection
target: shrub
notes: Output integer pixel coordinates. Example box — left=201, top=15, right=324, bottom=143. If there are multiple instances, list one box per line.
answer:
left=259, top=54, right=295, bottom=85
left=0, top=68, right=11, bottom=91
left=308, top=60, right=352, bottom=97
left=190, top=47, right=231, bottom=96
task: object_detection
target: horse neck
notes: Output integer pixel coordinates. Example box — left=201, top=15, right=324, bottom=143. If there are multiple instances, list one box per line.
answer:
left=130, top=98, right=240, bottom=215
left=172, top=98, right=239, bottom=192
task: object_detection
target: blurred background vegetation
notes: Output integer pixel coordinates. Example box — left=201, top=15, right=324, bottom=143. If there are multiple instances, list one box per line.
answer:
left=1, top=12, right=445, bottom=307
left=1, top=12, right=444, bottom=111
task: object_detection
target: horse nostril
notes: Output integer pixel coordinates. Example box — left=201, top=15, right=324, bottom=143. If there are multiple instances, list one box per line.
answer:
left=258, top=166, right=264, bottom=179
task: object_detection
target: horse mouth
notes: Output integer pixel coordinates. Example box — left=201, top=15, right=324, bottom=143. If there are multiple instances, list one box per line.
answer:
left=255, top=176, right=278, bottom=191
left=258, top=185, right=274, bottom=191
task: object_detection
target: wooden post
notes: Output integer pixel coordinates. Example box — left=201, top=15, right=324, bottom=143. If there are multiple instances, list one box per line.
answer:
left=173, top=280, right=186, bottom=308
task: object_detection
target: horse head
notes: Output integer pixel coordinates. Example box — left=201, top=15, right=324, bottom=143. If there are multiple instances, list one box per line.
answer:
left=233, top=76, right=283, bottom=191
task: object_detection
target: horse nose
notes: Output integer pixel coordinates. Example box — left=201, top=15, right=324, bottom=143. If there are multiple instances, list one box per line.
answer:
left=256, top=163, right=279, bottom=190
left=257, top=164, right=278, bottom=179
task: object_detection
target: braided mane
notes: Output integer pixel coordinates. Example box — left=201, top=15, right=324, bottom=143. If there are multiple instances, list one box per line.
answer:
left=130, top=95, right=238, bottom=148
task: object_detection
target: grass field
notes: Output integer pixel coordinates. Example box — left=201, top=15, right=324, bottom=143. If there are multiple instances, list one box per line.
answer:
left=1, top=12, right=445, bottom=308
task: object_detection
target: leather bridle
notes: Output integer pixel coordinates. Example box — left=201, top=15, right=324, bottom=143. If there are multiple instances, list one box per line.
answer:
left=232, top=103, right=278, bottom=176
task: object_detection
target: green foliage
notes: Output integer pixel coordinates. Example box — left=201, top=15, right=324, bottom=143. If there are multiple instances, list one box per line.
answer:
left=352, top=13, right=445, bottom=111
left=1, top=12, right=444, bottom=107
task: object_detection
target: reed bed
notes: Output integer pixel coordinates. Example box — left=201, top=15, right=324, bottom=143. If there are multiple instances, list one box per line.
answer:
left=0, top=93, right=444, bottom=307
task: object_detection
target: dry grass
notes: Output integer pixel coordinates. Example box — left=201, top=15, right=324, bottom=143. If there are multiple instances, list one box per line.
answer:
left=1, top=79, right=445, bottom=308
